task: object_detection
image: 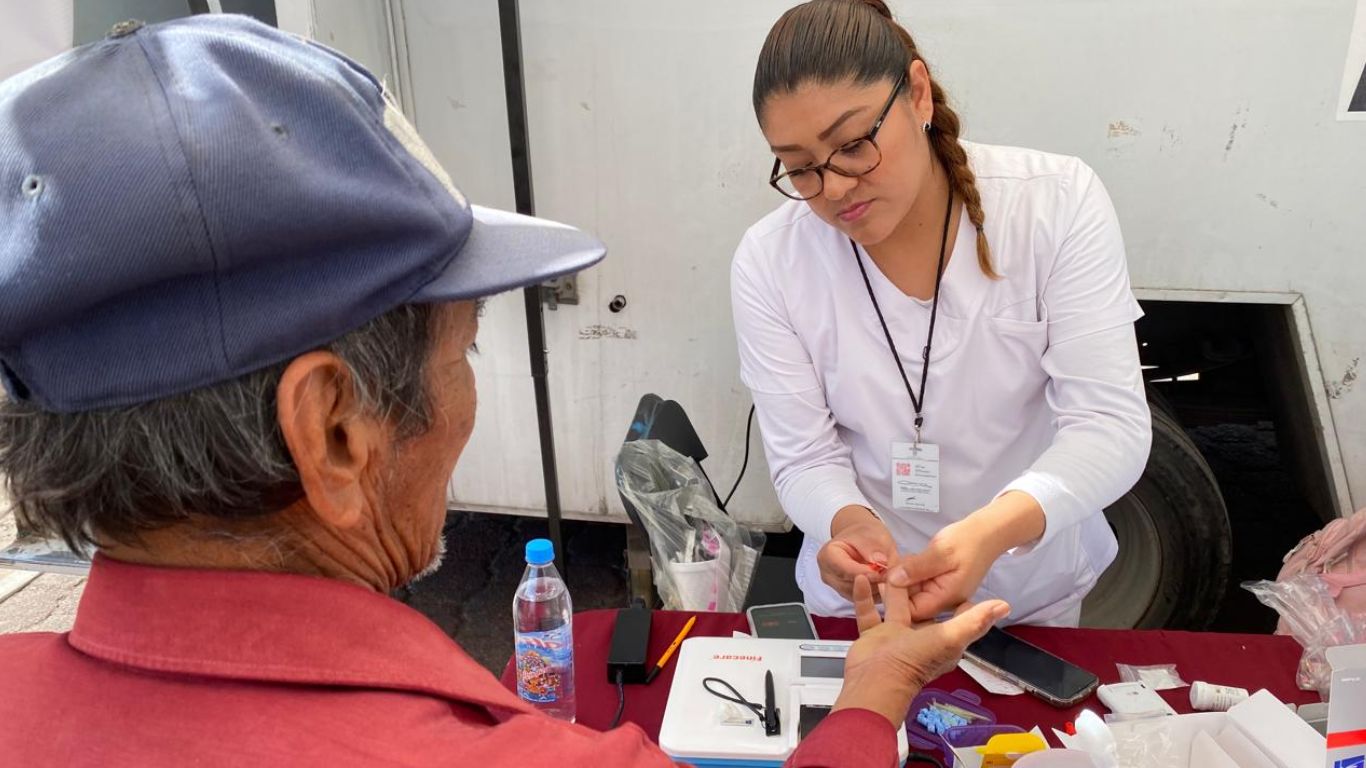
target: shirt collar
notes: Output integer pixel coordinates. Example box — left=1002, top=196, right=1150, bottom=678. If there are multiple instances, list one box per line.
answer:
left=70, top=554, right=531, bottom=716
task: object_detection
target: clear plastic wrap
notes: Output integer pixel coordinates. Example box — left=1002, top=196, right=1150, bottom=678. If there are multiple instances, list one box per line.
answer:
left=1105, top=717, right=1178, bottom=768
left=1116, top=663, right=1187, bottom=691
left=616, top=440, right=765, bottom=612
left=1243, top=573, right=1365, bottom=698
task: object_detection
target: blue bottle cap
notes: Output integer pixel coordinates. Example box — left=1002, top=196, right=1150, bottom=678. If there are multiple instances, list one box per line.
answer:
left=525, top=538, right=555, bottom=565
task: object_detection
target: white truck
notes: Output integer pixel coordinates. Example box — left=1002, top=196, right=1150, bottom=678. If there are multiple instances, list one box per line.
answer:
left=4, top=0, right=1364, bottom=630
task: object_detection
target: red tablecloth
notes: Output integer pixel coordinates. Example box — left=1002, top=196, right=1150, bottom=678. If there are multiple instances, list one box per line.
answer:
left=500, top=610, right=1319, bottom=742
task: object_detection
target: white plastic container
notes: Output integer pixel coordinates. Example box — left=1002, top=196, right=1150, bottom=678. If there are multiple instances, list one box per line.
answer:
left=1189, top=681, right=1250, bottom=712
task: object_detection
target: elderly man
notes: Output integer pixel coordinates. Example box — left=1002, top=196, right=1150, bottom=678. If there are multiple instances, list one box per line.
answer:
left=0, top=15, right=1008, bottom=767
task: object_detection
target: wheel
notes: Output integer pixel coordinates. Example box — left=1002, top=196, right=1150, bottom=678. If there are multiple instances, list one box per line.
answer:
left=1080, top=408, right=1232, bottom=629
left=1144, top=383, right=1178, bottom=421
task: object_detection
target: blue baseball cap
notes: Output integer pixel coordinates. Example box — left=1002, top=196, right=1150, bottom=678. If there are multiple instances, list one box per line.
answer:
left=0, top=15, right=605, bottom=413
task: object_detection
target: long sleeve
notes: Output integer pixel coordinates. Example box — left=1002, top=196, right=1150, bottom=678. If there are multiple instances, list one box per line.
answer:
left=784, top=709, right=899, bottom=768
left=732, top=233, right=873, bottom=544
left=999, top=166, right=1152, bottom=549
left=470, top=716, right=679, bottom=767
left=484, top=703, right=898, bottom=768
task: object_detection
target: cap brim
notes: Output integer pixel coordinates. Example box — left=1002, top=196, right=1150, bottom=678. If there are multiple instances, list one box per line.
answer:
left=411, top=205, right=606, bottom=303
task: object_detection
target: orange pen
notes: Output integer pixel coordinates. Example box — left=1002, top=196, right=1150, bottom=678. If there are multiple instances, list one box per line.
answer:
left=644, top=615, right=697, bottom=684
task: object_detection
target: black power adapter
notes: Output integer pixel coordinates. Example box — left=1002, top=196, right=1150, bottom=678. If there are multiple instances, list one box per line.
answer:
left=606, top=600, right=652, bottom=684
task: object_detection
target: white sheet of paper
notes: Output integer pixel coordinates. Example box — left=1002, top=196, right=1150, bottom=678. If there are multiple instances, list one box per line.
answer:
left=959, top=657, right=1024, bottom=696
left=891, top=442, right=940, bottom=513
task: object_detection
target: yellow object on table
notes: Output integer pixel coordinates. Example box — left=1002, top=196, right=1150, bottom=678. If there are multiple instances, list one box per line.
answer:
left=976, top=732, right=1048, bottom=767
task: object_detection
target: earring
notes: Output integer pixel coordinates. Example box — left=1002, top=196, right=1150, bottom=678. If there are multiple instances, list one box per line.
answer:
left=922, top=121, right=932, bottom=133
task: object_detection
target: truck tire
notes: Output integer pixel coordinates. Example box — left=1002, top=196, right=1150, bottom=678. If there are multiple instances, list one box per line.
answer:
left=1144, top=384, right=1177, bottom=422
left=1080, top=408, right=1232, bottom=630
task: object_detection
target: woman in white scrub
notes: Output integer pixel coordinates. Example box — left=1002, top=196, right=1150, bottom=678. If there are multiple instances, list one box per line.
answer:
left=733, top=0, right=1152, bottom=626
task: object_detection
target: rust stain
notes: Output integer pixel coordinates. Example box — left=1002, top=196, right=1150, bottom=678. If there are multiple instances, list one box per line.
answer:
left=1107, top=120, right=1141, bottom=138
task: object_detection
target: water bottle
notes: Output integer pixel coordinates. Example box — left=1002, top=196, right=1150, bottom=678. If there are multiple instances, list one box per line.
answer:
left=513, top=538, right=576, bottom=721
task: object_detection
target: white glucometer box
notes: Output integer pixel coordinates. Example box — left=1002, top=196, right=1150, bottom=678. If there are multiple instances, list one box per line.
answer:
left=1097, top=681, right=1177, bottom=717
left=659, top=637, right=910, bottom=767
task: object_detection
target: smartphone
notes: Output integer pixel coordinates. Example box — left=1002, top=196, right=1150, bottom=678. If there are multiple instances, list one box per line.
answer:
left=965, top=627, right=1099, bottom=707
left=746, top=602, right=817, bottom=640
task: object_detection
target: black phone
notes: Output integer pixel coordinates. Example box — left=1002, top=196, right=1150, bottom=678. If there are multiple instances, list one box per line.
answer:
left=965, top=627, right=1099, bottom=707
left=746, top=602, right=818, bottom=640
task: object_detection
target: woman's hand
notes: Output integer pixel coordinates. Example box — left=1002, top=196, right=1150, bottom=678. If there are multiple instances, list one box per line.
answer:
left=885, top=519, right=999, bottom=621
left=834, top=575, right=1010, bottom=728
left=817, top=505, right=897, bottom=600
left=885, top=492, right=1045, bottom=620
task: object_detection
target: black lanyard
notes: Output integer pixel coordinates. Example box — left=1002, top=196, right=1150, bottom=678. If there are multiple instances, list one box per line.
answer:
left=850, top=192, right=954, bottom=442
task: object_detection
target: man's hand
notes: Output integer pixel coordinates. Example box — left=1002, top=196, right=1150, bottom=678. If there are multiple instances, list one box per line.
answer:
left=833, top=575, right=1009, bottom=729
left=817, top=506, right=896, bottom=600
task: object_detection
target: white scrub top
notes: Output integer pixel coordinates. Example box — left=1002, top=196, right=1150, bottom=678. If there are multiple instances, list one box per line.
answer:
left=731, top=142, right=1152, bottom=625
left=0, top=3, right=72, bottom=81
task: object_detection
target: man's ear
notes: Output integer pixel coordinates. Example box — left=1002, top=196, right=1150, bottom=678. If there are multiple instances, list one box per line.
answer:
left=277, top=351, right=379, bottom=531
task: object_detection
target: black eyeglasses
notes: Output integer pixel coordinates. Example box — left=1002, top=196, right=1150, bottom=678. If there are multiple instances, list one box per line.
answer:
left=768, top=73, right=907, bottom=201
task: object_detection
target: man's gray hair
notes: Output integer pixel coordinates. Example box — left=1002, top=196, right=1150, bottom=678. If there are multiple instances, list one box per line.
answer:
left=0, top=303, right=442, bottom=555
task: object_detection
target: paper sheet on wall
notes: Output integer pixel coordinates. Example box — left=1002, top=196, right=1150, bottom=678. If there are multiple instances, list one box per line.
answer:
left=1340, top=0, right=1366, bottom=120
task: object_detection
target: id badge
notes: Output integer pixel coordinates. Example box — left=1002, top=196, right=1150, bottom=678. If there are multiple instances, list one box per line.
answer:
left=892, top=442, right=940, bottom=514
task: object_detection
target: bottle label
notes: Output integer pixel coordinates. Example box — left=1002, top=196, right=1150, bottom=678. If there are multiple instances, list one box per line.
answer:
left=515, top=625, right=572, bottom=704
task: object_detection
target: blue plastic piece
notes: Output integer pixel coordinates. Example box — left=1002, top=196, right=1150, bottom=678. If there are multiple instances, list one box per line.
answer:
left=915, top=705, right=971, bottom=735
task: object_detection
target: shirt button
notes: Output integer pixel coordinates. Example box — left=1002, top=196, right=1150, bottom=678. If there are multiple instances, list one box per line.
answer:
left=108, top=19, right=145, bottom=39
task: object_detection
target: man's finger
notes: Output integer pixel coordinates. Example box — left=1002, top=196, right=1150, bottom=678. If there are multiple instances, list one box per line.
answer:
left=934, top=600, right=1010, bottom=649
left=852, top=575, right=881, bottom=634
left=881, top=575, right=912, bottom=627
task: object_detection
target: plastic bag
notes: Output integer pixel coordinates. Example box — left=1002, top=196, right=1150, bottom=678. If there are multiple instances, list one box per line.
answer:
left=1116, top=663, right=1188, bottom=691
left=1243, top=574, right=1365, bottom=698
left=616, top=440, right=765, bottom=612
left=1108, top=717, right=1179, bottom=768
